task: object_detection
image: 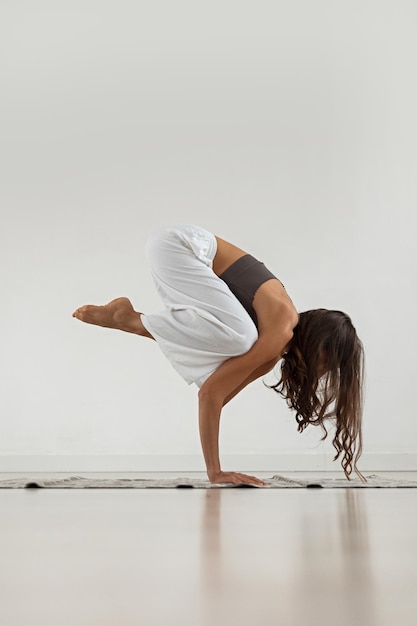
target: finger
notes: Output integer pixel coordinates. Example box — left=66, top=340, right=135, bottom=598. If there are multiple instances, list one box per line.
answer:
left=236, top=481, right=265, bottom=488
left=235, top=472, right=263, bottom=482
left=236, top=473, right=267, bottom=486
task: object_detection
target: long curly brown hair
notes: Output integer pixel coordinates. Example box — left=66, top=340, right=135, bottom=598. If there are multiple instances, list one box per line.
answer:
left=268, top=309, right=365, bottom=481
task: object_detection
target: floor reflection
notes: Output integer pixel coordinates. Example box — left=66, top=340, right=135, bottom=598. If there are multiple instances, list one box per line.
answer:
left=200, top=489, right=224, bottom=596
left=199, top=488, right=377, bottom=626
left=295, top=489, right=377, bottom=625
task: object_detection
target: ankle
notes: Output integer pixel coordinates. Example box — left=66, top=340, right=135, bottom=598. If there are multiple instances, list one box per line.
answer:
left=133, top=312, right=153, bottom=339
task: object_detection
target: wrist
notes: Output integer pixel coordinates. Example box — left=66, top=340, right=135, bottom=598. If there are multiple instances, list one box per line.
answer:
left=207, top=467, right=221, bottom=481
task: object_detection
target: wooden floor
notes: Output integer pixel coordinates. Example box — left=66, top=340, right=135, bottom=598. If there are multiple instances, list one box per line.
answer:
left=0, top=472, right=416, bottom=626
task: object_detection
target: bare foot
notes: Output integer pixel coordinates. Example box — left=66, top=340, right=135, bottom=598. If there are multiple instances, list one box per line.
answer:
left=72, top=297, right=153, bottom=338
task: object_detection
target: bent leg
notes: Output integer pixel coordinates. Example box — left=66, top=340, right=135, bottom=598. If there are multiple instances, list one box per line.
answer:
left=141, top=225, right=258, bottom=386
left=72, top=297, right=154, bottom=339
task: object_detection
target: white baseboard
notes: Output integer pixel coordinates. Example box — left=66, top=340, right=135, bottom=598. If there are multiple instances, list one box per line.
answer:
left=0, top=453, right=416, bottom=473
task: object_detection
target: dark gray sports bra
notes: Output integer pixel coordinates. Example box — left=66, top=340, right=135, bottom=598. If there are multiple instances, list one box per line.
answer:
left=219, top=254, right=279, bottom=329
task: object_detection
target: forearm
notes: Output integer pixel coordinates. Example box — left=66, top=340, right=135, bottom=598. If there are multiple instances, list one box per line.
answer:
left=198, top=387, right=267, bottom=487
left=198, top=391, right=223, bottom=480
left=196, top=335, right=288, bottom=483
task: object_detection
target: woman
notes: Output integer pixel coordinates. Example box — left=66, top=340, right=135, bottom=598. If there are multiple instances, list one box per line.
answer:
left=73, top=224, right=365, bottom=486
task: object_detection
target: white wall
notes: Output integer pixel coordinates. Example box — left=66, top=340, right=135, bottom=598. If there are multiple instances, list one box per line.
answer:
left=1, top=0, right=416, bottom=473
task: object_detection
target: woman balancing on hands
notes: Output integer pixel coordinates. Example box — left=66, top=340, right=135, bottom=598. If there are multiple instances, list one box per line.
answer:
left=73, top=224, right=365, bottom=486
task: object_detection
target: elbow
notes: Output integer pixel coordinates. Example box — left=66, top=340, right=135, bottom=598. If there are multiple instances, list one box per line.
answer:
left=198, top=382, right=223, bottom=407
left=280, top=319, right=295, bottom=351
left=284, top=327, right=294, bottom=347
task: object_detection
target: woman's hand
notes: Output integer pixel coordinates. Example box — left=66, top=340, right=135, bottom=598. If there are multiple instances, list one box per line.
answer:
left=209, top=470, right=267, bottom=487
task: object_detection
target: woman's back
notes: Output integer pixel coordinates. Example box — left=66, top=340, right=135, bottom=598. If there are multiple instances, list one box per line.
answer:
left=213, top=235, right=299, bottom=335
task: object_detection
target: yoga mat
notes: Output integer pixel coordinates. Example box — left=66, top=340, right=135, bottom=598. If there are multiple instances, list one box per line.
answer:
left=1, top=474, right=417, bottom=489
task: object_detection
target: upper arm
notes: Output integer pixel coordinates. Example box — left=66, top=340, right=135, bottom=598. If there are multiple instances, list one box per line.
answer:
left=222, top=356, right=280, bottom=406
